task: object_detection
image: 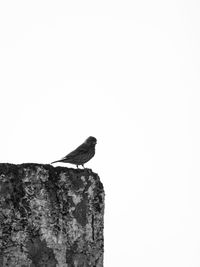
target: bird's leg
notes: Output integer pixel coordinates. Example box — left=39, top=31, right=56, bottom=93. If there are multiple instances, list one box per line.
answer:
left=82, top=164, right=85, bottom=169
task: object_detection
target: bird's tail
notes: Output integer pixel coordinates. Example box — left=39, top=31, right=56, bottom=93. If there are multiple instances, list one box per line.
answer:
left=51, top=160, right=61, bottom=164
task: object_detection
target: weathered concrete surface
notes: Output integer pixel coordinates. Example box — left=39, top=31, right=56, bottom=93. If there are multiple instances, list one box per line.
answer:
left=0, top=164, right=104, bottom=267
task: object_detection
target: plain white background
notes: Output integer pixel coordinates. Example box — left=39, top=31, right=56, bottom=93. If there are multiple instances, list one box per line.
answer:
left=0, top=1, right=200, bottom=266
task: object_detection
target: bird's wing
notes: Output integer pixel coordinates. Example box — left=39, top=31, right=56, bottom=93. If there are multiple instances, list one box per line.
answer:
left=61, top=143, right=88, bottom=160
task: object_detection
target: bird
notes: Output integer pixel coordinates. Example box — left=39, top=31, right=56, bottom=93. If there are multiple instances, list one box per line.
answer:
left=51, top=136, right=97, bottom=168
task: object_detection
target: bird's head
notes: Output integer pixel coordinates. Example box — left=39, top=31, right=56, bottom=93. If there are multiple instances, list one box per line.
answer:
left=85, top=136, right=97, bottom=146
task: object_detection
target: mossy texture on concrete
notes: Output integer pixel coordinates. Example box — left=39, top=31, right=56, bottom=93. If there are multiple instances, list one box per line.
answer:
left=0, top=164, right=104, bottom=267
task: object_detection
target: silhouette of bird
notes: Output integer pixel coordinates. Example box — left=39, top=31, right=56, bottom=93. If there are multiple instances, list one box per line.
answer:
left=51, top=136, right=97, bottom=168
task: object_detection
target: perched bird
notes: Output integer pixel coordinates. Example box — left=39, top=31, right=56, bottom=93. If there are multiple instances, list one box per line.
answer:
left=51, top=136, right=97, bottom=168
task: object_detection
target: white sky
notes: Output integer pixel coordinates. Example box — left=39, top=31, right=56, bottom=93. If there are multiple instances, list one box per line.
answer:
left=0, top=1, right=200, bottom=266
